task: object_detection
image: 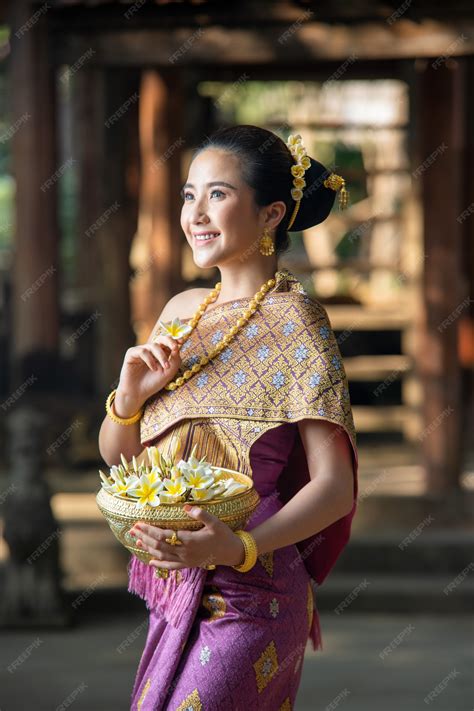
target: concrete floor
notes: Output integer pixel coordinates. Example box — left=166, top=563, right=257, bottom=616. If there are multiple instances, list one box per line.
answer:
left=0, top=611, right=472, bottom=711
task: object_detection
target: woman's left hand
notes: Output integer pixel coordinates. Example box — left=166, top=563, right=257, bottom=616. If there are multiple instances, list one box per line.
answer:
left=128, top=504, right=246, bottom=571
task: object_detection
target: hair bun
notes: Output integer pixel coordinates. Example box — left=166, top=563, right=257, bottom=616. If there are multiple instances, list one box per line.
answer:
left=289, top=157, right=337, bottom=231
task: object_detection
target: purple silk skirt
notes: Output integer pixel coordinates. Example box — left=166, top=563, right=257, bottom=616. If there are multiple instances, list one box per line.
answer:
left=129, top=423, right=318, bottom=710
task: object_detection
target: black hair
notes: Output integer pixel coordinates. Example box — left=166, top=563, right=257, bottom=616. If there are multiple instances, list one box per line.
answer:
left=193, top=124, right=337, bottom=257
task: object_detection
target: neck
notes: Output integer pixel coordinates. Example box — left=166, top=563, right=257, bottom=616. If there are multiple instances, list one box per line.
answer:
left=214, top=259, right=279, bottom=304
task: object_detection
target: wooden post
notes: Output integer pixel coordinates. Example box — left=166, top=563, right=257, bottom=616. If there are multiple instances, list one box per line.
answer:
left=9, top=0, right=60, bottom=387
left=461, top=58, right=474, bottom=446
left=131, top=68, right=185, bottom=345
left=71, top=67, right=104, bottom=299
left=3, top=0, right=68, bottom=626
left=95, top=69, right=140, bottom=394
left=416, top=58, right=467, bottom=494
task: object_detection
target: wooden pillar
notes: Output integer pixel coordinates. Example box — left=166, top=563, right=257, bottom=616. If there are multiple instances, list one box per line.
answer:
left=460, top=58, right=474, bottom=458
left=9, top=0, right=60, bottom=388
left=72, top=67, right=104, bottom=297
left=96, top=69, right=140, bottom=394
left=131, top=69, right=185, bottom=344
left=416, top=59, right=468, bottom=494
left=2, top=1, right=68, bottom=627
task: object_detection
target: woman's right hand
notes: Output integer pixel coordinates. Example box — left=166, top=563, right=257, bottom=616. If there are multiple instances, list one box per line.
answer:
left=114, top=335, right=184, bottom=417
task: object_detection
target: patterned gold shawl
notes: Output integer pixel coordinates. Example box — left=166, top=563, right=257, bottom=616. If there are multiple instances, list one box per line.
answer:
left=140, top=268, right=357, bottom=478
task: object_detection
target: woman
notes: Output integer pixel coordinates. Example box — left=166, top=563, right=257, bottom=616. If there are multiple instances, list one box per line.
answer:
left=99, top=125, right=358, bottom=711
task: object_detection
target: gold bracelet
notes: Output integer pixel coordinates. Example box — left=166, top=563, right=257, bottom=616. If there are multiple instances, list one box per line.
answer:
left=232, top=530, right=258, bottom=572
left=105, top=389, right=143, bottom=426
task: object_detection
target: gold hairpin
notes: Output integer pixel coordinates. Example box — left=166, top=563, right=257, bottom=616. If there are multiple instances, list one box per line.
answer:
left=323, top=173, right=349, bottom=209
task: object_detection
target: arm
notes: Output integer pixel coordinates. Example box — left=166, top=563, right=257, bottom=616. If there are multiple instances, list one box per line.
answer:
left=98, top=293, right=185, bottom=467
left=129, top=420, right=356, bottom=571
left=98, top=393, right=143, bottom=467
left=240, top=419, right=355, bottom=559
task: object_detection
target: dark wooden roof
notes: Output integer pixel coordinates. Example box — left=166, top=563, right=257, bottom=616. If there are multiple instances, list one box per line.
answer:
left=8, top=1, right=474, bottom=65
left=30, top=0, right=474, bottom=23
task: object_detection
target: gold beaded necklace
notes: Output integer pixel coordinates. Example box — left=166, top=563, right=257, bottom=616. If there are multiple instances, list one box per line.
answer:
left=164, top=272, right=278, bottom=391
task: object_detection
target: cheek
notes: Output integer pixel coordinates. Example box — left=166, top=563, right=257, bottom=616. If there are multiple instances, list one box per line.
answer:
left=181, top=206, right=193, bottom=242
left=213, top=200, right=234, bottom=224
left=217, top=200, right=251, bottom=233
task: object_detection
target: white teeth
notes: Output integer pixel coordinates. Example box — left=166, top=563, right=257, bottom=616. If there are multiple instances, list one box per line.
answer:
left=195, top=233, right=221, bottom=241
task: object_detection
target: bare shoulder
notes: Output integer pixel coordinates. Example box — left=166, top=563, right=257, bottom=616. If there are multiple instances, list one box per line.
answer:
left=163, top=288, right=210, bottom=321
left=147, top=288, right=209, bottom=342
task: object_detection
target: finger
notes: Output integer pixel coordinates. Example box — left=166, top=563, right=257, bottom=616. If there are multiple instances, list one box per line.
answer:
left=133, top=523, right=190, bottom=544
left=145, top=343, right=169, bottom=370
left=135, top=537, right=182, bottom=562
left=148, top=559, right=187, bottom=570
left=138, top=348, right=162, bottom=372
left=136, top=531, right=184, bottom=559
left=132, top=525, right=190, bottom=556
left=154, top=341, right=180, bottom=366
left=155, top=334, right=180, bottom=353
left=183, top=504, right=218, bottom=529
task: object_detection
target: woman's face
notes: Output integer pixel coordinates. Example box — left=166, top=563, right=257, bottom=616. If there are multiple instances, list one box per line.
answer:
left=180, top=148, right=271, bottom=270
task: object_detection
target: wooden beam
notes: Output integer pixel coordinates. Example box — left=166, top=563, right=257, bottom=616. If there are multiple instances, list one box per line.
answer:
left=416, top=58, right=467, bottom=493
left=42, top=0, right=474, bottom=31
left=51, top=21, right=474, bottom=67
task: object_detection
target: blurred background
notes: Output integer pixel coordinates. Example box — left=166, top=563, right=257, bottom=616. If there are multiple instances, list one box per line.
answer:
left=0, top=1, right=473, bottom=709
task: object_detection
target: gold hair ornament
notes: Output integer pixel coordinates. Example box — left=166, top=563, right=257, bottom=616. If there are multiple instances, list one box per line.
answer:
left=285, top=133, right=349, bottom=230
left=323, top=172, right=349, bottom=210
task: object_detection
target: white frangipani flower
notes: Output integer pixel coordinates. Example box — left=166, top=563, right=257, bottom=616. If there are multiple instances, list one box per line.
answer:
left=159, top=317, right=193, bottom=340
left=111, top=474, right=140, bottom=498
left=221, top=478, right=248, bottom=497
left=99, top=445, right=251, bottom=506
left=127, top=474, right=164, bottom=507
left=99, top=470, right=115, bottom=493
left=190, top=486, right=217, bottom=502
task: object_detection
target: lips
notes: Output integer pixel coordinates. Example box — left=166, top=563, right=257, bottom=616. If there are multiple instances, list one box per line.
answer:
left=193, top=232, right=222, bottom=245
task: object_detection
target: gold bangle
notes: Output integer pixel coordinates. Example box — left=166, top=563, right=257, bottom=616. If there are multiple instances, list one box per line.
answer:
left=232, top=530, right=258, bottom=573
left=105, top=389, right=143, bottom=426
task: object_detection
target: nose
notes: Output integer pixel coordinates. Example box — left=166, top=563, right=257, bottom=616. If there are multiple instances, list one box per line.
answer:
left=190, top=210, right=210, bottom=226
left=187, top=195, right=210, bottom=225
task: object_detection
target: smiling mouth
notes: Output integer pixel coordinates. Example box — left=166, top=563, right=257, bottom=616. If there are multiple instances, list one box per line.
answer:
left=193, top=232, right=222, bottom=245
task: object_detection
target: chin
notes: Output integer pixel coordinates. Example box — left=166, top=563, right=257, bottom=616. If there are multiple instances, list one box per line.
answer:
left=191, top=241, right=226, bottom=266
left=192, top=253, right=221, bottom=270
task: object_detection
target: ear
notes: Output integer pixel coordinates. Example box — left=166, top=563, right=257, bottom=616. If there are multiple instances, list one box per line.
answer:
left=262, top=200, right=287, bottom=231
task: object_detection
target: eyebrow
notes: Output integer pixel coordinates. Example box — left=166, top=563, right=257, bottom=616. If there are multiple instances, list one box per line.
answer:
left=180, top=181, right=237, bottom=194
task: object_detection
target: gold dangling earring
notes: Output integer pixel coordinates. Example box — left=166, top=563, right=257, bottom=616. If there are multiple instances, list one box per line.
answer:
left=258, top=227, right=275, bottom=256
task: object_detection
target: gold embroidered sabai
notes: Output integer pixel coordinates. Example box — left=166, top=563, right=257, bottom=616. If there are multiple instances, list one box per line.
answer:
left=140, top=269, right=357, bottom=472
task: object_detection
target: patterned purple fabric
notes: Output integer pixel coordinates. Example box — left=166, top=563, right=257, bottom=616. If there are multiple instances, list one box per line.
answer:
left=129, top=423, right=318, bottom=710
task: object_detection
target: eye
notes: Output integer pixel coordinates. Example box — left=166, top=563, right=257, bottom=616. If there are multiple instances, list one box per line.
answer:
left=182, top=188, right=225, bottom=201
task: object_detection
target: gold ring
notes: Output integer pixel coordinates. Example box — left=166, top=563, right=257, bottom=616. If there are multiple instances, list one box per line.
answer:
left=204, top=564, right=216, bottom=570
left=165, top=531, right=182, bottom=546
left=154, top=567, right=169, bottom=579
